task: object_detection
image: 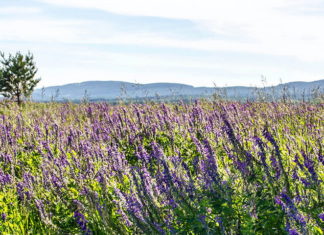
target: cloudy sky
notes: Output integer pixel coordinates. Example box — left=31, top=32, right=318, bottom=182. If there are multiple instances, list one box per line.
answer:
left=1, top=0, right=324, bottom=87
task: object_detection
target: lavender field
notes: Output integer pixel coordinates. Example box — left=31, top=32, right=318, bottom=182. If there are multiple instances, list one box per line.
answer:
left=0, top=101, right=323, bottom=234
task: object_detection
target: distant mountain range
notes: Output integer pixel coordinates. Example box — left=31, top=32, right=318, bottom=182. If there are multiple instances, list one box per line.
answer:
left=32, top=79, right=324, bottom=102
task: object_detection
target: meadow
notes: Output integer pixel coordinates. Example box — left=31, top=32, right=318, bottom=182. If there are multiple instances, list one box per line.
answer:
left=0, top=101, right=323, bottom=234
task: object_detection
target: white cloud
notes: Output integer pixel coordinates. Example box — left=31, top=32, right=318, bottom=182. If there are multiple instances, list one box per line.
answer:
left=0, top=6, right=42, bottom=15
left=1, top=0, right=323, bottom=87
left=0, top=19, right=89, bottom=42
left=35, top=0, right=289, bottom=20
left=30, top=0, right=324, bottom=62
left=2, top=16, right=323, bottom=63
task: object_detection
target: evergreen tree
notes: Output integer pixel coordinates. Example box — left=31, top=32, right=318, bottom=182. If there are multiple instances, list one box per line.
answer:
left=0, top=51, right=40, bottom=105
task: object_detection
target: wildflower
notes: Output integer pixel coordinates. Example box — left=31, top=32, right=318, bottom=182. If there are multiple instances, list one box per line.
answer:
left=294, top=155, right=304, bottom=170
left=276, top=193, right=306, bottom=229
left=35, top=199, right=48, bottom=222
left=319, top=154, right=324, bottom=165
left=301, top=151, right=318, bottom=182
left=0, top=170, right=11, bottom=185
left=319, top=213, right=324, bottom=222
left=136, top=146, right=151, bottom=163
left=125, top=194, right=144, bottom=220
left=153, top=222, right=165, bottom=234
left=292, top=169, right=299, bottom=180
left=74, top=211, right=90, bottom=234
left=288, top=229, right=299, bottom=235
left=221, top=115, right=237, bottom=144
left=300, top=178, right=311, bottom=187
left=1, top=213, right=6, bottom=221
left=0, top=153, right=12, bottom=163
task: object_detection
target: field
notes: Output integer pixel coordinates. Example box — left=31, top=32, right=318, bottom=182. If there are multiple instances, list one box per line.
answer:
left=0, top=101, right=323, bottom=234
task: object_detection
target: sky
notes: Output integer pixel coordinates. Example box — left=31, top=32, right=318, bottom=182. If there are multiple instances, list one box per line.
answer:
left=1, top=0, right=324, bottom=88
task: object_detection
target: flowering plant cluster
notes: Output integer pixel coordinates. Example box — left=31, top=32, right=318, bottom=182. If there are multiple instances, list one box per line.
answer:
left=0, top=101, right=323, bottom=234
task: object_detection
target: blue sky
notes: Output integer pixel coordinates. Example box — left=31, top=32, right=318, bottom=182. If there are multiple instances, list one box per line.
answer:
left=1, top=0, right=323, bottom=87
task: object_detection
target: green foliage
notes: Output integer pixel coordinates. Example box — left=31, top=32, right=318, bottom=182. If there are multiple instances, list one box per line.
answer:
left=0, top=51, right=40, bottom=105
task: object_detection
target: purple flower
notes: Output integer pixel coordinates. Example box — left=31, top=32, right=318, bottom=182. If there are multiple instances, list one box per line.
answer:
left=0, top=153, right=12, bottom=163
left=319, top=213, right=324, bottom=222
left=202, top=139, right=220, bottom=184
left=222, top=115, right=237, bottom=144
left=215, top=216, right=226, bottom=234
left=262, top=128, right=276, bottom=147
left=74, top=211, right=90, bottom=234
left=270, top=154, right=281, bottom=179
left=294, top=155, right=304, bottom=170
left=16, top=182, right=32, bottom=201
left=235, top=159, right=248, bottom=174
left=319, top=154, right=324, bottom=165
left=125, top=194, right=145, bottom=220
left=51, top=175, right=63, bottom=188
left=263, top=128, right=281, bottom=158
left=73, top=199, right=85, bottom=210
left=292, top=170, right=299, bottom=180
left=136, top=146, right=151, bottom=163
left=300, top=178, right=311, bottom=187
left=1, top=213, right=6, bottom=221
left=301, top=151, right=318, bottom=182
left=35, top=199, right=48, bottom=221
left=276, top=193, right=306, bottom=228
left=0, top=170, right=11, bottom=185
left=288, top=229, right=299, bottom=235
left=153, top=222, right=165, bottom=234
left=275, top=196, right=284, bottom=207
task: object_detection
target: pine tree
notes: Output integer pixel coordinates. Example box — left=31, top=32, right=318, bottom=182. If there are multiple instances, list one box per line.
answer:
left=0, top=51, right=40, bottom=105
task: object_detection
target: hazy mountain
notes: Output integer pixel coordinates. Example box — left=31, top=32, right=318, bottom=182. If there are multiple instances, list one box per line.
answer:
left=32, top=79, right=324, bottom=101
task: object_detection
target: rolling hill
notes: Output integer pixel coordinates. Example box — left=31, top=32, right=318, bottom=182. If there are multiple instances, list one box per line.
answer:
left=32, top=79, right=324, bottom=101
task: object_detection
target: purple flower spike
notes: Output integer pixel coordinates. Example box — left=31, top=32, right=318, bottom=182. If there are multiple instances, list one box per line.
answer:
left=74, top=211, right=91, bottom=234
